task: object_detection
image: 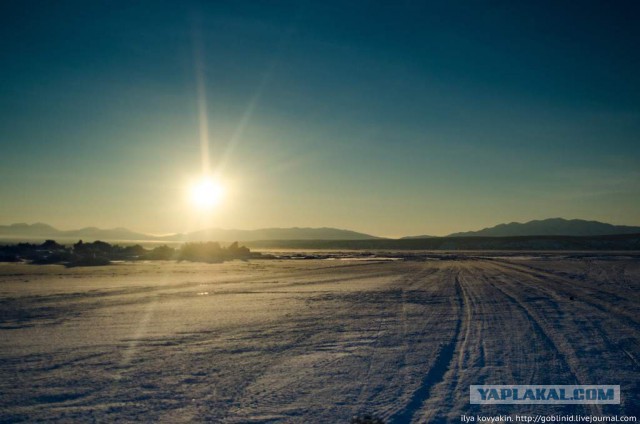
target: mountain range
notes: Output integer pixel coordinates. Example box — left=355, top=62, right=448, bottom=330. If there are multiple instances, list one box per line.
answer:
left=446, top=218, right=640, bottom=237
left=0, top=223, right=378, bottom=242
left=0, top=223, right=151, bottom=241
left=1, top=218, right=639, bottom=243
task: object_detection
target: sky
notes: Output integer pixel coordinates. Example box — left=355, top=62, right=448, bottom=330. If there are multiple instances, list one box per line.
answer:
left=1, top=1, right=639, bottom=237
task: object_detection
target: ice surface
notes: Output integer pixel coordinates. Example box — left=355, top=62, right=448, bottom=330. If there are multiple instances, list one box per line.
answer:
left=0, top=256, right=638, bottom=422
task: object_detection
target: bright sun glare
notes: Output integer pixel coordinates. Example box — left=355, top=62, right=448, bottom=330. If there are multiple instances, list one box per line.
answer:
left=190, top=177, right=224, bottom=210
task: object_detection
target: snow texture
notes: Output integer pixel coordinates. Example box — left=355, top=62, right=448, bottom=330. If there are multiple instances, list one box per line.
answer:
left=0, top=255, right=639, bottom=422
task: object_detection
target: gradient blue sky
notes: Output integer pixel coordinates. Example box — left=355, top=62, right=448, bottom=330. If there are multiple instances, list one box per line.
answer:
left=1, top=1, right=639, bottom=237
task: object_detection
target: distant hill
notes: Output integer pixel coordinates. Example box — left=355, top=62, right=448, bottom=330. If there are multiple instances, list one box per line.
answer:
left=0, top=223, right=60, bottom=237
left=0, top=223, right=152, bottom=241
left=447, top=218, right=640, bottom=237
left=58, top=227, right=152, bottom=240
left=0, top=223, right=380, bottom=242
left=162, top=227, right=381, bottom=242
left=3, top=219, right=639, bottom=245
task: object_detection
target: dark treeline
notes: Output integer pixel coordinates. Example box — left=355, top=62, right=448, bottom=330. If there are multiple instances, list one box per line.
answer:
left=0, top=240, right=256, bottom=267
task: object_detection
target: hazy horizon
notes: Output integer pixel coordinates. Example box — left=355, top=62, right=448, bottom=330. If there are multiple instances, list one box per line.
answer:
left=3, top=216, right=640, bottom=240
left=2, top=2, right=639, bottom=238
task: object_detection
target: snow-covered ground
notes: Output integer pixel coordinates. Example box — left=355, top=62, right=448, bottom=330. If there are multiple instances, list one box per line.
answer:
left=0, top=255, right=638, bottom=422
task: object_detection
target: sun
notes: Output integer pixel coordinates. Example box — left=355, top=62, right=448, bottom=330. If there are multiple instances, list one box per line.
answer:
left=189, top=177, right=224, bottom=210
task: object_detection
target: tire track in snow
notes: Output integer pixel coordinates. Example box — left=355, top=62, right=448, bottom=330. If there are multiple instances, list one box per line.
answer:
left=491, top=259, right=640, bottom=329
left=485, top=277, right=580, bottom=383
left=411, top=263, right=498, bottom=423
left=388, top=268, right=464, bottom=424
left=483, top=262, right=600, bottom=415
left=488, top=260, right=640, bottom=369
left=456, top=270, right=475, bottom=372
left=411, top=261, right=589, bottom=422
left=485, top=260, right=640, bottom=415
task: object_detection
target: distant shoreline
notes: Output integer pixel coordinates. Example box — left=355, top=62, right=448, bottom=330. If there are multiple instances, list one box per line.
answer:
left=1, top=233, right=640, bottom=251
left=245, top=234, right=640, bottom=251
